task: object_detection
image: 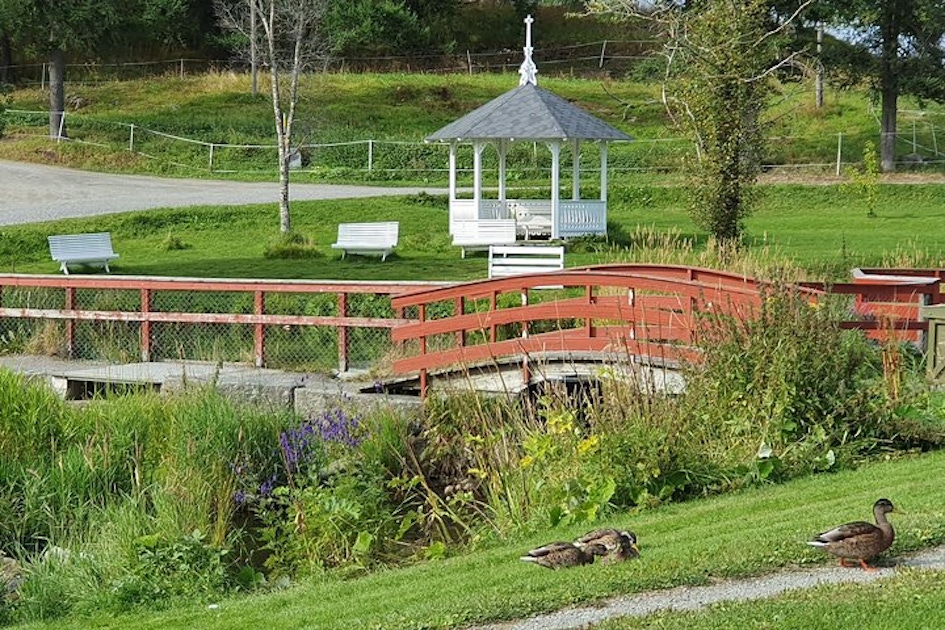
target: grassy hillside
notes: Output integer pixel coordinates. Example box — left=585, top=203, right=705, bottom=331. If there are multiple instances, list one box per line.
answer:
left=4, top=72, right=945, bottom=182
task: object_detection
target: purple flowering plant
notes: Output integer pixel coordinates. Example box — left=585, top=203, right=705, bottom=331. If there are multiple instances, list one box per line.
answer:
left=231, top=405, right=368, bottom=507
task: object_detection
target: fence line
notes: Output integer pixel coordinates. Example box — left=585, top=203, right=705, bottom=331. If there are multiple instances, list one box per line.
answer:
left=0, top=274, right=446, bottom=372
left=1, top=40, right=660, bottom=86
left=0, top=268, right=937, bottom=385
left=7, top=108, right=945, bottom=177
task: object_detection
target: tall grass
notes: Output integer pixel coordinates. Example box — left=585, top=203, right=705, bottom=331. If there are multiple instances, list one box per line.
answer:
left=0, top=371, right=289, bottom=618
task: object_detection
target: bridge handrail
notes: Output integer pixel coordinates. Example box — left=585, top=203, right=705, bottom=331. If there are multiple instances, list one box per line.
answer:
left=390, top=266, right=944, bottom=397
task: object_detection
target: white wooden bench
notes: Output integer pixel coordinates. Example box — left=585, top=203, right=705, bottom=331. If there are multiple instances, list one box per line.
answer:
left=510, top=202, right=553, bottom=239
left=488, top=245, right=565, bottom=279
left=48, top=232, right=119, bottom=275
left=331, top=221, right=399, bottom=261
left=452, top=219, right=517, bottom=258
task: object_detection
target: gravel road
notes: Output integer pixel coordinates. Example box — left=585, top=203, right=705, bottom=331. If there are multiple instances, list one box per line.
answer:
left=472, top=545, right=945, bottom=630
left=0, top=160, right=448, bottom=226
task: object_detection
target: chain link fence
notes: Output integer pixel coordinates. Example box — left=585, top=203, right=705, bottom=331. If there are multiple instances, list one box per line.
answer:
left=0, top=277, right=445, bottom=374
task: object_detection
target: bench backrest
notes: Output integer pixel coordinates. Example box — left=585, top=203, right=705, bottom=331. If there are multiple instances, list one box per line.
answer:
left=488, top=245, right=565, bottom=279
left=48, top=232, right=116, bottom=260
left=453, top=219, right=517, bottom=244
left=335, top=222, right=399, bottom=246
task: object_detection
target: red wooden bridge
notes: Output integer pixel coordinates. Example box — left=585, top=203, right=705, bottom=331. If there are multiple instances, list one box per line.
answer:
left=391, top=264, right=943, bottom=397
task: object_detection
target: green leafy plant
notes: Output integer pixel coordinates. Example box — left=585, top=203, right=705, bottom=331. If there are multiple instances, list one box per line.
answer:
left=842, top=140, right=881, bottom=218
left=160, top=232, right=191, bottom=251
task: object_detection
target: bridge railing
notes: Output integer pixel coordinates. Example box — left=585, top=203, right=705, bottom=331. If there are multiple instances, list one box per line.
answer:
left=392, top=264, right=944, bottom=397
left=390, top=264, right=814, bottom=396
left=0, top=267, right=940, bottom=392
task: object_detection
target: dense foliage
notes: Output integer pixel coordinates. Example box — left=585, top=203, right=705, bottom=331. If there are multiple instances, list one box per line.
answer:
left=0, top=288, right=942, bottom=624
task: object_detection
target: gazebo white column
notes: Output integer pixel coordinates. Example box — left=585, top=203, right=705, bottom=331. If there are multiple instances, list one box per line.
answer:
left=600, top=142, right=608, bottom=202
left=473, top=141, right=484, bottom=218
left=572, top=139, right=581, bottom=200
left=498, top=139, right=508, bottom=206
left=448, top=142, right=457, bottom=202
left=549, top=141, right=561, bottom=239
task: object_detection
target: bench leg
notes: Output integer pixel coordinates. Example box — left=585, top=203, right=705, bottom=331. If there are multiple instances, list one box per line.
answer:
left=60, top=263, right=70, bottom=275
left=104, top=263, right=111, bottom=273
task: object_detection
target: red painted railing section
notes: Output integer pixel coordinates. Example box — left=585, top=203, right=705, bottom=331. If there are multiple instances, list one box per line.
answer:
left=391, top=265, right=943, bottom=397
left=0, top=267, right=940, bottom=392
left=0, top=274, right=443, bottom=370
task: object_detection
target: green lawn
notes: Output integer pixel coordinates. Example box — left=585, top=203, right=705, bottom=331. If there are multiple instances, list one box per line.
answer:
left=2, top=183, right=944, bottom=281
left=11, top=449, right=945, bottom=630
left=5, top=72, right=945, bottom=182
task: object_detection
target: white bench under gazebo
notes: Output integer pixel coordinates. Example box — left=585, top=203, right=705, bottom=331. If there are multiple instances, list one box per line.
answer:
left=426, top=15, right=632, bottom=245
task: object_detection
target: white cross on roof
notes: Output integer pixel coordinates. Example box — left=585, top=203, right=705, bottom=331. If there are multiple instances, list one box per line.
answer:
left=518, top=14, right=538, bottom=86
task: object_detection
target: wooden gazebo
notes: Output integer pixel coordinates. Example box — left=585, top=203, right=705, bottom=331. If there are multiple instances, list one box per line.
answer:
left=426, top=15, right=632, bottom=241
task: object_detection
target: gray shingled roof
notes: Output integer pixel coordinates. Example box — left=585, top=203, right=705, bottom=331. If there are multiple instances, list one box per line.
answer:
left=426, top=83, right=633, bottom=143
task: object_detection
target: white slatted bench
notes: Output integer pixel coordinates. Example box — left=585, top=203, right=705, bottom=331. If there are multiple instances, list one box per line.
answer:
left=331, top=221, right=399, bottom=261
left=48, top=232, right=119, bottom=275
left=452, top=219, right=517, bottom=258
left=488, top=245, right=565, bottom=279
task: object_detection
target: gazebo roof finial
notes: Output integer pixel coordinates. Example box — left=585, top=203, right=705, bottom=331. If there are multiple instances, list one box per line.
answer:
left=518, top=14, right=538, bottom=86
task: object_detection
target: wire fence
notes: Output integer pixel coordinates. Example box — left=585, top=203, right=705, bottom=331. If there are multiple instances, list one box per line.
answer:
left=1, top=40, right=658, bottom=87
left=7, top=107, right=945, bottom=178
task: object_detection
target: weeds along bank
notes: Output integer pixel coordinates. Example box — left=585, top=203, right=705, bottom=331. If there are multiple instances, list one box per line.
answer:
left=0, top=291, right=943, bottom=624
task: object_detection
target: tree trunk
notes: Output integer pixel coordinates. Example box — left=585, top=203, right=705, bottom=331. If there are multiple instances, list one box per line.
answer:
left=270, top=67, right=291, bottom=233
left=0, top=33, right=14, bottom=84
left=878, top=3, right=901, bottom=173
left=48, top=48, right=67, bottom=139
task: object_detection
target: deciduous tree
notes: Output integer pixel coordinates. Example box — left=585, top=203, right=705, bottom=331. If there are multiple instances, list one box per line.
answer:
left=216, top=0, right=331, bottom=233
left=806, top=1, right=945, bottom=172
left=588, top=0, right=810, bottom=243
left=1, top=0, right=194, bottom=138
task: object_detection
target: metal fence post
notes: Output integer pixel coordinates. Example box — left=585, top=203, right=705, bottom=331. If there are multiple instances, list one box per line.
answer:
left=129, top=124, right=135, bottom=152
left=835, top=132, right=843, bottom=176
left=65, top=286, right=76, bottom=359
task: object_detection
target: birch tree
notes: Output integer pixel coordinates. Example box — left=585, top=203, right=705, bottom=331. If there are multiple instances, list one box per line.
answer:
left=216, top=0, right=331, bottom=233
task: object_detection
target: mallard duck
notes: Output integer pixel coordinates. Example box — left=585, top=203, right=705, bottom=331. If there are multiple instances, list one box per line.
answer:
left=520, top=541, right=607, bottom=569
left=807, top=498, right=896, bottom=570
left=574, top=528, right=640, bottom=564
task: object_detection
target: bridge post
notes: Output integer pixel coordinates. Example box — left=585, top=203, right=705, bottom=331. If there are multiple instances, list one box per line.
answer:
left=65, top=286, right=76, bottom=359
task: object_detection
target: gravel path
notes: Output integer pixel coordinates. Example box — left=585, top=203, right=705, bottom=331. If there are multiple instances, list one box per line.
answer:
left=473, top=545, right=945, bottom=630
left=0, top=160, right=448, bottom=226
